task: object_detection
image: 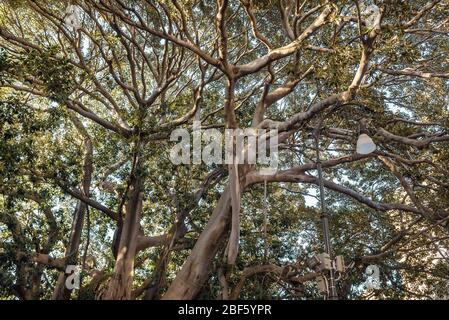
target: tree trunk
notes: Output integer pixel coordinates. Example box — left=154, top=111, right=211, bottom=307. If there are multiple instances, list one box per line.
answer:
left=162, top=186, right=232, bottom=299
left=51, top=201, right=85, bottom=300
left=52, top=117, right=92, bottom=300
left=104, top=179, right=143, bottom=300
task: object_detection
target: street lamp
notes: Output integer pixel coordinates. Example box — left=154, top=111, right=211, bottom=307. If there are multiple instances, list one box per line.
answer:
left=313, top=121, right=338, bottom=300
left=356, top=133, right=376, bottom=154
left=312, top=120, right=376, bottom=300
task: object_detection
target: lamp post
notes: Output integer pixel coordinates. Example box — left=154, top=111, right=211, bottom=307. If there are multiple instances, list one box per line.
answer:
left=313, top=122, right=338, bottom=300
left=311, top=118, right=377, bottom=300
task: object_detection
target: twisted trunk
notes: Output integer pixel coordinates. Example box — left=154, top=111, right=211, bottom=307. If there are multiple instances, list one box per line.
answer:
left=51, top=202, right=86, bottom=300
left=162, top=186, right=232, bottom=299
left=52, top=116, right=93, bottom=300
left=104, top=175, right=143, bottom=300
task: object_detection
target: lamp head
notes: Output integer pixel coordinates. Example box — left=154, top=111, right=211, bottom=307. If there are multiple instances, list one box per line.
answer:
left=356, top=133, right=376, bottom=154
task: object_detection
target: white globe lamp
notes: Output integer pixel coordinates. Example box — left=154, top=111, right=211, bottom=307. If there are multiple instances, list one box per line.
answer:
left=356, top=133, right=376, bottom=155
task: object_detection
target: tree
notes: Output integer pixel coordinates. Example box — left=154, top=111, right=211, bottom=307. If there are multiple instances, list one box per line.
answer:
left=0, top=0, right=448, bottom=300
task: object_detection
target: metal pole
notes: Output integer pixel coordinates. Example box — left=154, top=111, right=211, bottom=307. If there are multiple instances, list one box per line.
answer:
left=314, top=123, right=338, bottom=300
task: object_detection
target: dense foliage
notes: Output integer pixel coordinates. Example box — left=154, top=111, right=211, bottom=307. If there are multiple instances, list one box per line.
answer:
left=0, top=0, right=448, bottom=300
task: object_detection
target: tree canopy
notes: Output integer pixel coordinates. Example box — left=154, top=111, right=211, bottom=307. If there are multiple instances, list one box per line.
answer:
left=0, top=0, right=448, bottom=300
